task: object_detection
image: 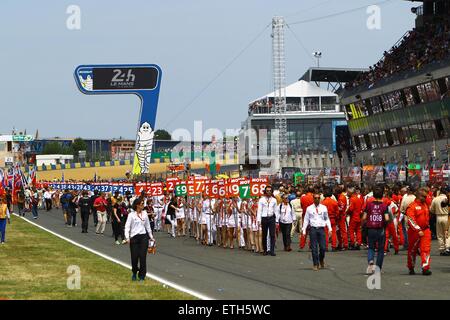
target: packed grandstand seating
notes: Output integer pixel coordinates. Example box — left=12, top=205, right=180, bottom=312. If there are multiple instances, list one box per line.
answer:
left=346, top=18, right=450, bottom=89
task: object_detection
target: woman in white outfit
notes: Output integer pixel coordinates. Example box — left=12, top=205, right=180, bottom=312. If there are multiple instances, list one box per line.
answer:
left=226, top=198, right=239, bottom=249
left=214, top=198, right=225, bottom=247
left=250, top=197, right=262, bottom=253
left=199, top=194, right=213, bottom=245
left=240, top=198, right=252, bottom=250
left=175, top=197, right=186, bottom=236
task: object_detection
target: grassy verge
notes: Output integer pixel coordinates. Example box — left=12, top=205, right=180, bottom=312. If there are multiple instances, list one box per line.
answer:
left=0, top=217, right=195, bottom=300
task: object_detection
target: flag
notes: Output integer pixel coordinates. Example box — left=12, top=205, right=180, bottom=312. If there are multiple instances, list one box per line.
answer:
left=28, top=166, right=37, bottom=186
left=17, top=165, right=28, bottom=189
left=6, top=169, right=14, bottom=189
left=0, top=168, right=4, bottom=188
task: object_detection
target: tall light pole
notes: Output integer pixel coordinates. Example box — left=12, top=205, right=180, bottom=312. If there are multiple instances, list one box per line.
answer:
left=313, top=51, right=322, bottom=67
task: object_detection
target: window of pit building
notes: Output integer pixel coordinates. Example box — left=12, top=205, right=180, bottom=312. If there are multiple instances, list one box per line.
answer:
left=353, top=135, right=361, bottom=151
left=416, top=82, right=440, bottom=103
left=304, top=97, right=320, bottom=112
left=364, top=134, right=372, bottom=150
left=402, top=87, right=416, bottom=107
left=370, top=96, right=383, bottom=115
left=409, top=124, right=426, bottom=143
left=389, top=128, right=400, bottom=146
left=321, top=96, right=338, bottom=111
left=397, top=127, right=406, bottom=145
left=358, top=135, right=367, bottom=151
left=422, top=121, right=439, bottom=141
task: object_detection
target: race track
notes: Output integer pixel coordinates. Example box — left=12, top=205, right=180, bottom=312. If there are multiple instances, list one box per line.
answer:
left=18, top=207, right=450, bottom=300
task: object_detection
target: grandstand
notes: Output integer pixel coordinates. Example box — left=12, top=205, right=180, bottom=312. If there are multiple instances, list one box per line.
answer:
left=340, top=0, right=450, bottom=167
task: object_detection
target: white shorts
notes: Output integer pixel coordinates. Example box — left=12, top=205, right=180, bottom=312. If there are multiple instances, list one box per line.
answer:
left=176, top=209, right=185, bottom=220
left=201, top=213, right=211, bottom=225
left=251, top=219, right=260, bottom=232
left=192, top=210, right=198, bottom=222
left=226, top=214, right=239, bottom=228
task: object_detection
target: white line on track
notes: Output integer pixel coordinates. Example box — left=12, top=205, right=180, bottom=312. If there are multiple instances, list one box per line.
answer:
left=13, top=213, right=213, bottom=300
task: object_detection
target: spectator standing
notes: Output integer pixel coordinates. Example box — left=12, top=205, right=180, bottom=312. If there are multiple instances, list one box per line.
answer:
left=277, top=194, right=295, bottom=252
left=302, top=192, right=332, bottom=271
left=362, top=187, right=390, bottom=274
left=429, top=187, right=450, bottom=256
left=90, top=190, right=100, bottom=227
left=94, top=192, right=108, bottom=235
left=257, top=185, right=278, bottom=256
left=44, top=188, right=52, bottom=211
left=0, top=197, right=11, bottom=244
left=78, top=190, right=91, bottom=233
left=125, top=198, right=154, bottom=281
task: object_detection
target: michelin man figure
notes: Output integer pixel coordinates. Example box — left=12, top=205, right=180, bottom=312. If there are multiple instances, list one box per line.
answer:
left=135, top=122, right=154, bottom=174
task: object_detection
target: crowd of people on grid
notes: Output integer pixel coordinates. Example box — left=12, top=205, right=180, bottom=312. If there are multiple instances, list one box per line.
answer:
left=4, top=179, right=450, bottom=275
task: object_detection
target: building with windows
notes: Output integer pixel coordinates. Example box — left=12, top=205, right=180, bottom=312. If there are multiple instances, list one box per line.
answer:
left=341, top=1, right=450, bottom=166
left=241, top=72, right=363, bottom=169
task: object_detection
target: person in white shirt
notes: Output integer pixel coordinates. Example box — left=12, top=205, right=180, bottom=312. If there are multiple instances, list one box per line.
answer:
left=277, top=194, right=296, bottom=252
left=302, top=192, right=332, bottom=271
left=43, top=188, right=53, bottom=211
left=257, top=185, right=278, bottom=256
left=125, top=198, right=154, bottom=281
left=152, top=195, right=165, bottom=232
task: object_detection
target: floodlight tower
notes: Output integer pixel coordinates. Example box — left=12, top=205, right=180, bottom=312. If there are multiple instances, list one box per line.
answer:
left=272, top=16, right=287, bottom=173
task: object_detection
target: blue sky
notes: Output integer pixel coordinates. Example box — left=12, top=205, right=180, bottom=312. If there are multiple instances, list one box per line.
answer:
left=0, top=0, right=417, bottom=139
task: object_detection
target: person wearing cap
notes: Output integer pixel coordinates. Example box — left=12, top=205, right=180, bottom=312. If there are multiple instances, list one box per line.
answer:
left=302, top=192, right=332, bottom=271
left=0, top=197, right=11, bottom=244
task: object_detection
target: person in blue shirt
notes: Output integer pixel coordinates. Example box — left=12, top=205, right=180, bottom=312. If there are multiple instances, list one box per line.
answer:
left=60, top=189, right=73, bottom=226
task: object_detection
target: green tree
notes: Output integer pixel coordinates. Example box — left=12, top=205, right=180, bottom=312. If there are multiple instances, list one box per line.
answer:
left=71, top=138, right=87, bottom=161
left=154, top=129, right=171, bottom=140
left=42, top=142, right=63, bottom=154
left=72, top=138, right=87, bottom=154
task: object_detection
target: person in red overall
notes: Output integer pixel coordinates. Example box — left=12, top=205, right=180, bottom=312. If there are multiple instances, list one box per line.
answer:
left=406, top=189, right=432, bottom=276
left=337, top=187, right=349, bottom=250
left=348, top=187, right=363, bottom=250
left=322, top=188, right=339, bottom=251
left=299, top=186, right=314, bottom=249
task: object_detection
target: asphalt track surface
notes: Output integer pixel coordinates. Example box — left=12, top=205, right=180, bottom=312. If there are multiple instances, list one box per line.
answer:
left=19, top=207, right=450, bottom=300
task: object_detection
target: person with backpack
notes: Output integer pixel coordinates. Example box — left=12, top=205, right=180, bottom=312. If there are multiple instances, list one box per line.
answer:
left=277, top=194, right=295, bottom=252
left=362, top=186, right=391, bottom=274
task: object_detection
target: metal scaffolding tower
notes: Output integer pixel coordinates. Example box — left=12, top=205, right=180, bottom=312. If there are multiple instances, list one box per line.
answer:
left=272, top=16, right=287, bottom=168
